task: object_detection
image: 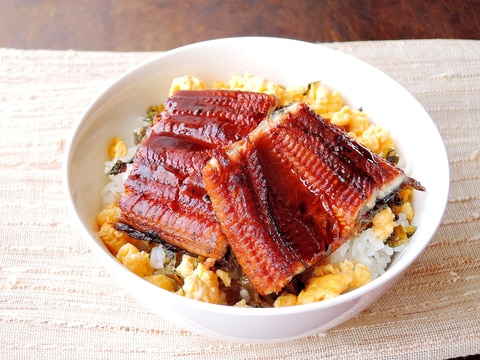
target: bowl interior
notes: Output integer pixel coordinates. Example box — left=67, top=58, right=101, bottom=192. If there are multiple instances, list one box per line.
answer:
left=64, top=37, right=449, bottom=340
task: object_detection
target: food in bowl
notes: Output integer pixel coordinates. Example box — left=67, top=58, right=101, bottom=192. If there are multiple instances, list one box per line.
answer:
left=64, top=37, right=449, bottom=342
left=95, top=73, right=425, bottom=308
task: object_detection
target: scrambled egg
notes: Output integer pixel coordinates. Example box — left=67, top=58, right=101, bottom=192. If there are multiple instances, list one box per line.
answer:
left=96, top=203, right=149, bottom=255
left=175, top=254, right=198, bottom=278
left=353, top=125, right=395, bottom=157
left=181, top=262, right=227, bottom=304
left=302, top=82, right=343, bottom=116
left=116, top=243, right=154, bottom=278
left=274, top=260, right=370, bottom=307
left=168, top=75, right=207, bottom=96
left=394, top=187, right=414, bottom=221
left=175, top=254, right=229, bottom=304
left=398, top=202, right=414, bottom=222
left=372, top=207, right=396, bottom=241
left=144, top=274, right=177, bottom=292
left=108, top=137, right=128, bottom=159
left=96, top=203, right=130, bottom=255
left=97, top=73, right=410, bottom=307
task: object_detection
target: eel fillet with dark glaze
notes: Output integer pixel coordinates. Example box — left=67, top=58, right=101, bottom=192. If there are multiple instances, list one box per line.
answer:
left=115, top=90, right=278, bottom=260
left=203, top=102, right=425, bottom=296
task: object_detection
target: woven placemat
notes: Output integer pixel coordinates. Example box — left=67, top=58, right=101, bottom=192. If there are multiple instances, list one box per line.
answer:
left=0, top=40, right=479, bottom=359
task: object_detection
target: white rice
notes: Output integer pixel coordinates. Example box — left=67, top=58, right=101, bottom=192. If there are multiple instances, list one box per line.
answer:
left=101, top=145, right=137, bottom=209
left=328, top=229, right=398, bottom=280
left=100, top=173, right=127, bottom=209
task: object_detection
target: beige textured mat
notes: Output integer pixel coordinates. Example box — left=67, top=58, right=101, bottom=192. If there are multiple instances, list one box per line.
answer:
left=0, top=40, right=479, bottom=359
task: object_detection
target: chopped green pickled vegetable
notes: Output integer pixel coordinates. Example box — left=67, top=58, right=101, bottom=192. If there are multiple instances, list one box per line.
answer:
left=108, top=159, right=131, bottom=176
left=385, top=148, right=400, bottom=165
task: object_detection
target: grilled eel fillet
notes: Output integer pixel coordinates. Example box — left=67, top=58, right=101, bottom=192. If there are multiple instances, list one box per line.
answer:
left=115, top=90, right=278, bottom=260
left=203, top=102, right=425, bottom=296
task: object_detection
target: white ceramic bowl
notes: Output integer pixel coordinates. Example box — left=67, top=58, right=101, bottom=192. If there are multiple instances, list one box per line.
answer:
left=64, top=37, right=449, bottom=343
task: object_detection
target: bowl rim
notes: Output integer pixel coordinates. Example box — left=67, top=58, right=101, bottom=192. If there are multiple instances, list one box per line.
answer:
left=64, top=36, right=450, bottom=316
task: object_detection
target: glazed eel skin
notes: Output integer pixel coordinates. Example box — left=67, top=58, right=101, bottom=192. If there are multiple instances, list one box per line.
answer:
left=203, top=103, right=425, bottom=296
left=116, top=89, right=424, bottom=297
left=115, top=90, right=278, bottom=260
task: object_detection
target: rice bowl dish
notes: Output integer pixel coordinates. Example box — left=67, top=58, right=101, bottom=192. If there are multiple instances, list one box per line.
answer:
left=97, top=73, right=422, bottom=308
left=64, top=37, right=449, bottom=342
